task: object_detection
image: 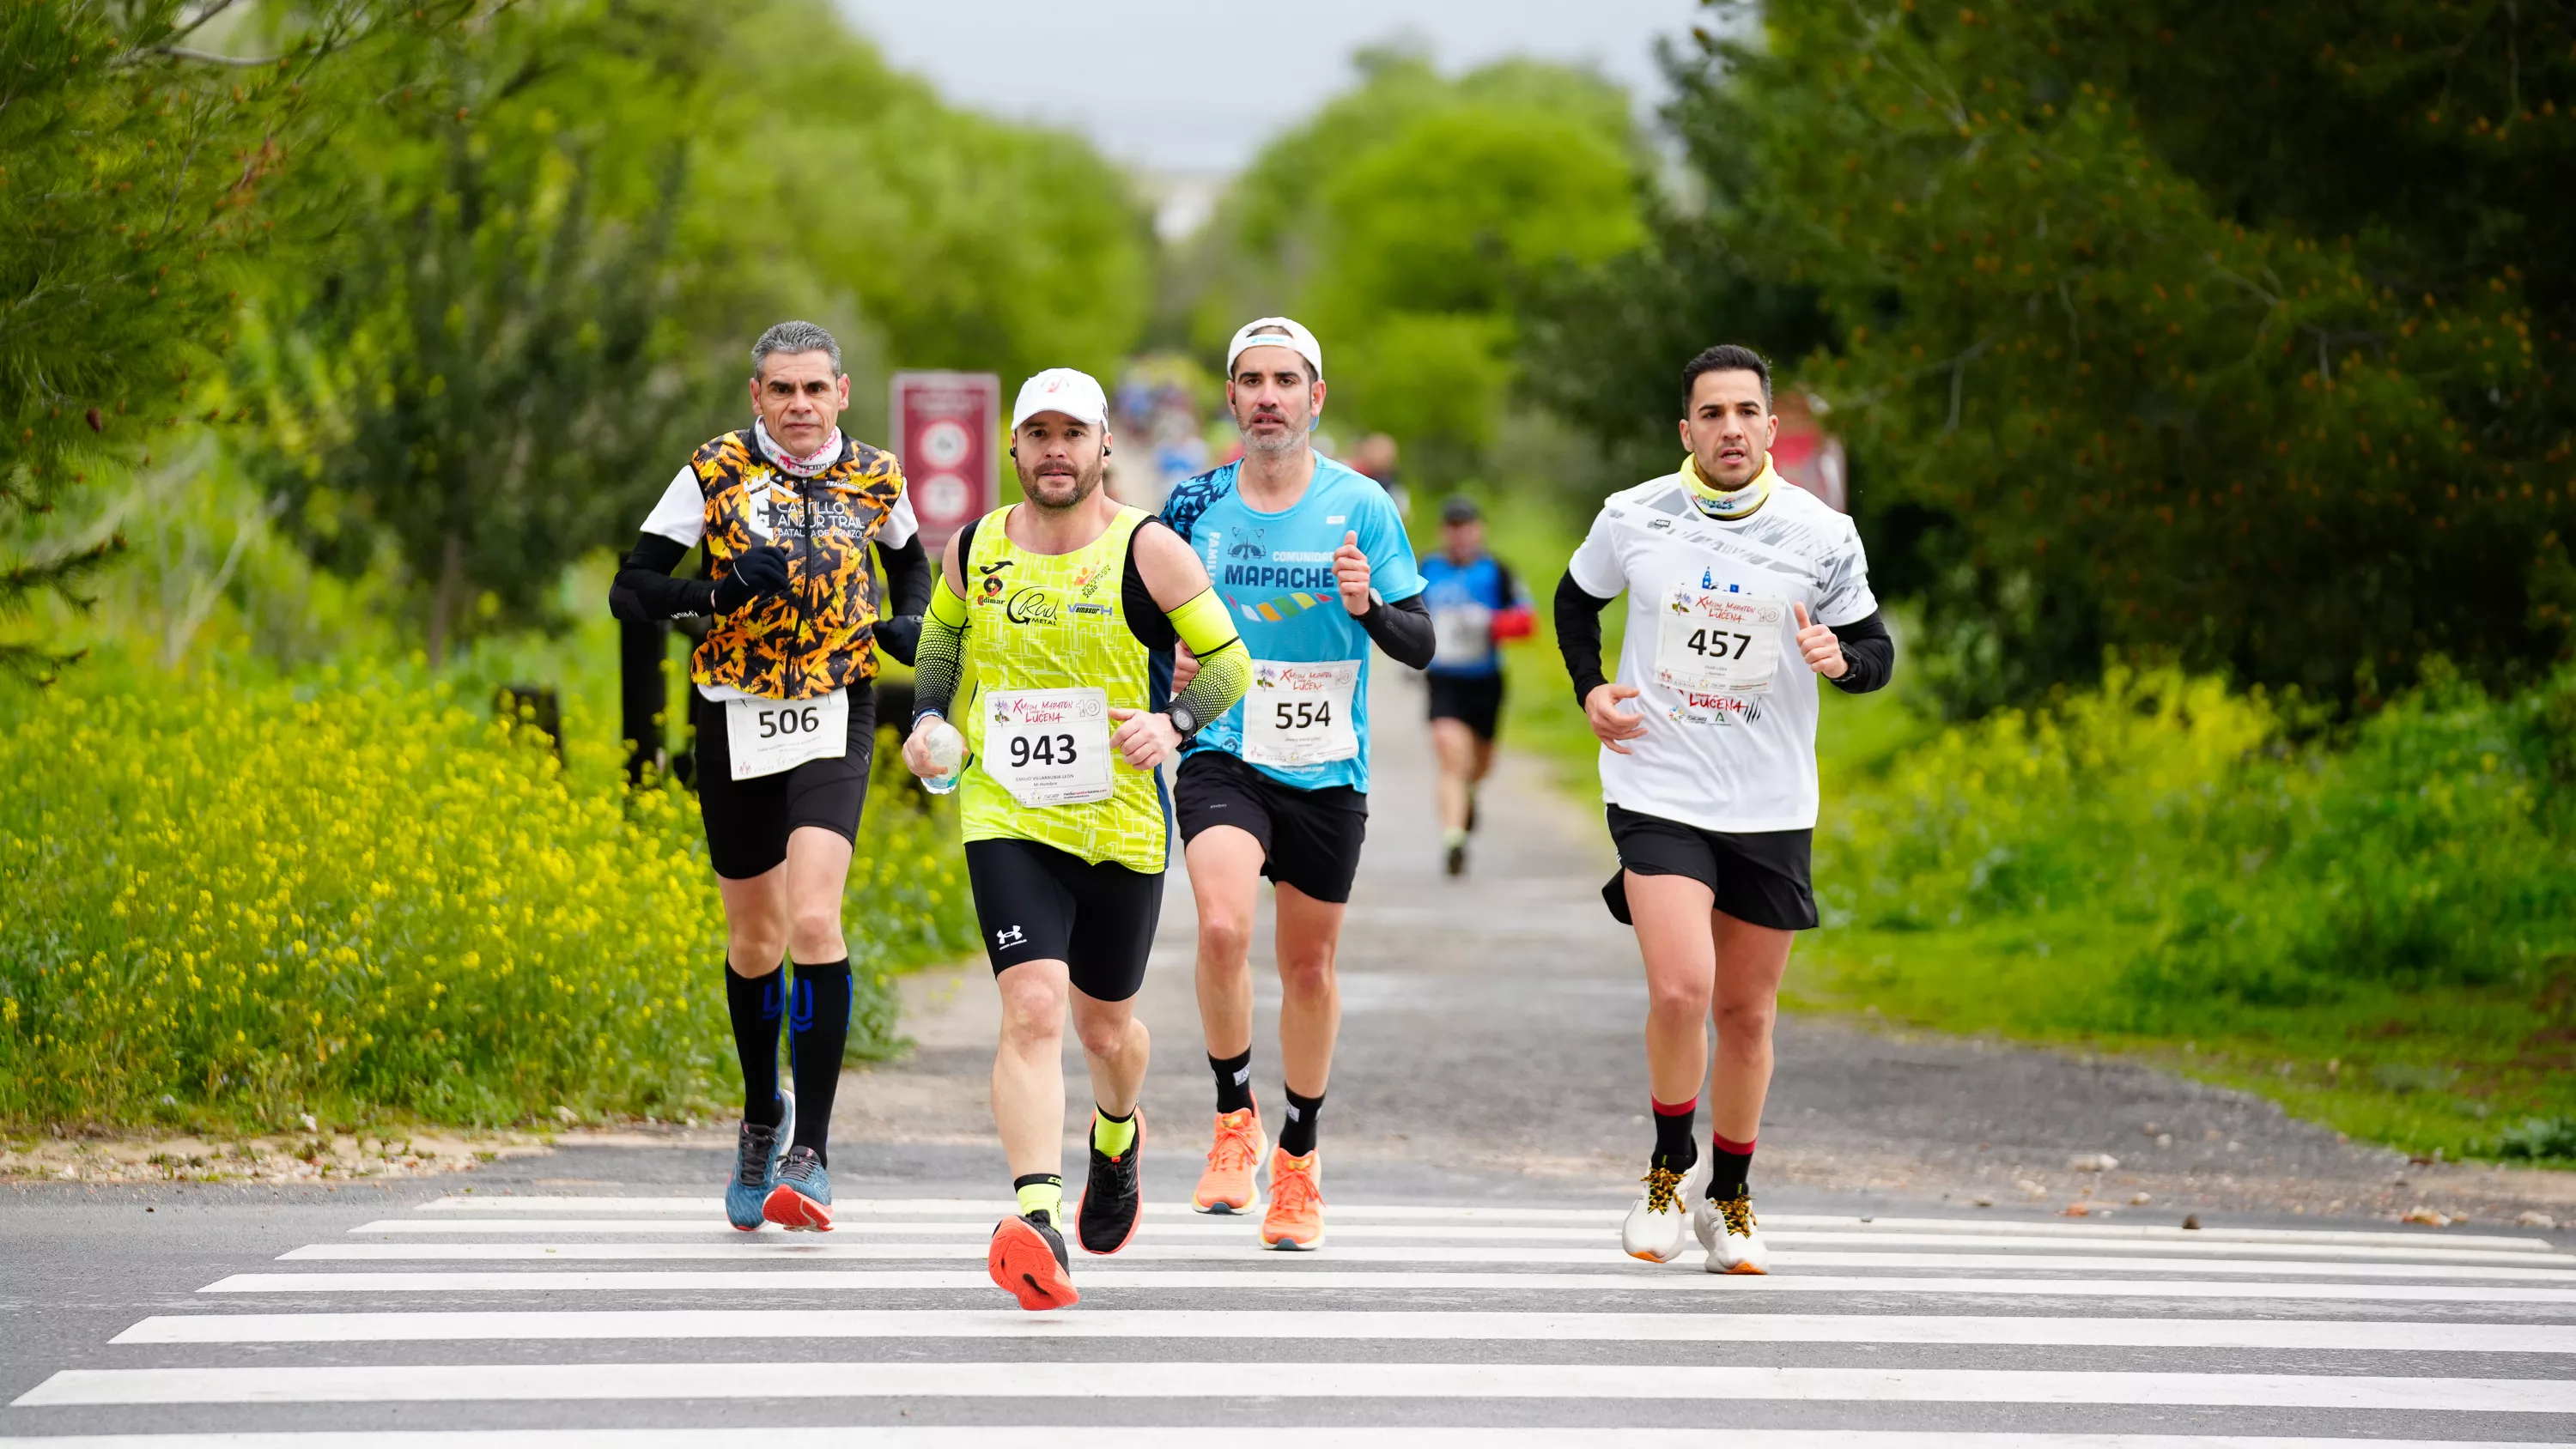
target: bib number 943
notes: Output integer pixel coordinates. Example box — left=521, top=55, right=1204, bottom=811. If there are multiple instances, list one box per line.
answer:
left=983, top=687, right=1114, bottom=806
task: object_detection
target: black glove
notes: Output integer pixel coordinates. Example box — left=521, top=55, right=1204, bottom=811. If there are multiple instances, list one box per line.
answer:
left=872, top=614, right=923, bottom=667
left=710, top=545, right=790, bottom=614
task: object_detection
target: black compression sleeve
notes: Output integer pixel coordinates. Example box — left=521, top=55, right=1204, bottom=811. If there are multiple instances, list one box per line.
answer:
left=1358, top=592, right=1436, bottom=670
left=1826, top=609, right=1897, bottom=694
left=878, top=535, right=932, bottom=616
left=1554, top=570, right=1615, bottom=706
left=610, top=533, right=714, bottom=622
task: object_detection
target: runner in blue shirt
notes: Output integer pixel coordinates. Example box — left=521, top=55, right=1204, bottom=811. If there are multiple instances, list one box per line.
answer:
left=1159, top=317, right=1434, bottom=1249
left=1417, top=494, right=1534, bottom=876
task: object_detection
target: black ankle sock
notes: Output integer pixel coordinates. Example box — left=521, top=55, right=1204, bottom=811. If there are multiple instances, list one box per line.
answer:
left=1209, top=1048, right=1254, bottom=1116
left=787, top=959, right=853, bottom=1167
left=1707, top=1133, right=1756, bottom=1199
left=1278, top=1085, right=1326, bottom=1157
left=1651, top=1095, right=1698, bottom=1173
left=725, top=962, right=784, bottom=1128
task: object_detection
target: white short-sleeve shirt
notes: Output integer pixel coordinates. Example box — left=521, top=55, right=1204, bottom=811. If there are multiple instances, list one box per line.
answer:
left=1564, top=470, right=1877, bottom=834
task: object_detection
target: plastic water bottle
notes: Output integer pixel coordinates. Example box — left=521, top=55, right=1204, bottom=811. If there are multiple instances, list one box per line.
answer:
left=920, top=718, right=965, bottom=796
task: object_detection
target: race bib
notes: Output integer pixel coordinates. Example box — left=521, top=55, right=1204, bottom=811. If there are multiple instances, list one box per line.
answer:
left=725, top=689, right=848, bottom=781
left=1654, top=591, right=1786, bottom=696
left=1431, top=603, right=1495, bottom=670
left=984, top=687, right=1114, bottom=807
left=1241, top=659, right=1360, bottom=767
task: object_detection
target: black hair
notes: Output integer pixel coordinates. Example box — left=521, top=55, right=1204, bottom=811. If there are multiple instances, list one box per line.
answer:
left=1680, top=343, right=1773, bottom=413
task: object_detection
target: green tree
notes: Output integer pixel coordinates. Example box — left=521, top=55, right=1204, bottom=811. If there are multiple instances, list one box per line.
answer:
left=1176, top=47, right=1649, bottom=471
left=0, top=0, right=442, bottom=674
left=246, top=0, right=738, bottom=664
left=1542, top=0, right=2576, bottom=714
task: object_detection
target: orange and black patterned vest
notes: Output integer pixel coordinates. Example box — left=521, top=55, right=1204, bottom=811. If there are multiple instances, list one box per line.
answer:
left=686, top=428, right=908, bottom=700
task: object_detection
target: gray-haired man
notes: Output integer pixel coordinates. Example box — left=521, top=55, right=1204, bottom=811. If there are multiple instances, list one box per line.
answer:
left=611, top=321, right=933, bottom=1231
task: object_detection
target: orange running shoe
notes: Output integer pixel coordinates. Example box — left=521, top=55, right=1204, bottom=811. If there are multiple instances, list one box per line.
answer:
left=1260, top=1147, right=1325, bottom=1251
left=988, top=1211, right=1079, bottom=1311
left=1192, top=1107, right=1266, bottom=1215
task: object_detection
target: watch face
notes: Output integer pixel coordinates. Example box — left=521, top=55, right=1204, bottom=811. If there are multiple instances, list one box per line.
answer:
left=1169, top=706, right=1195, bottom=735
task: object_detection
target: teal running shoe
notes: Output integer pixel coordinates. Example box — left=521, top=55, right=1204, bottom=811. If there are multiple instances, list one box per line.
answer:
left=763, top=1143, right=834, bottom=1231
left=725, top=1089, right=794, bottom=1232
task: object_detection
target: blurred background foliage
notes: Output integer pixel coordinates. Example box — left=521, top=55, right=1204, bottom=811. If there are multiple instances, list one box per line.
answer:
left=3, top=0, right=2572, bottom=1154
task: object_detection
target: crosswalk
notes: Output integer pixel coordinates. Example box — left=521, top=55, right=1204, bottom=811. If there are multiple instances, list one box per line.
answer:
left=8, top=1189, right=2573, bottom=1446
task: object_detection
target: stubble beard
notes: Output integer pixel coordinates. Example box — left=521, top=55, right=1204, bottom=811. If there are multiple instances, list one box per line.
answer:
left=1238, top=408, right=1310, bottom=458
left=1019, top=458, right=1104, bottom=512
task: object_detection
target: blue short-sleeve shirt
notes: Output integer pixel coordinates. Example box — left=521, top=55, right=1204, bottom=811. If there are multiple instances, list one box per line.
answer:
left=1161, top=457, right=1425, bottom=794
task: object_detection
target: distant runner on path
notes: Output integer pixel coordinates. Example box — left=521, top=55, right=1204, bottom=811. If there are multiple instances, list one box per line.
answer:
left=609, top=321, right=932, bottom=1234
left=902, top=367, right=1251, bottom=1310
left=1159, top=317, right=1436, bottom=1251
left=1416, top=494, right=1534, bottom=876
left=1553, top=344, right=1896, bottom=1274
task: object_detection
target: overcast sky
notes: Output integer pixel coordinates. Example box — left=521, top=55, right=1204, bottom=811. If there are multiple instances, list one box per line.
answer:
left=833, top=1, right=1708, bottom=186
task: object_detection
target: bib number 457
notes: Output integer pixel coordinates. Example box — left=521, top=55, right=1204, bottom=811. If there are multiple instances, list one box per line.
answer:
left=1680, top=627, right=1753, bottom=662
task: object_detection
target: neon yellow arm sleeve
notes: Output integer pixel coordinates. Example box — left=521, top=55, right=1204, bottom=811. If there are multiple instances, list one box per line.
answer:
left=912, top=573, right=971, bottom=724
left=1163, top=586, right=1251, bottom=728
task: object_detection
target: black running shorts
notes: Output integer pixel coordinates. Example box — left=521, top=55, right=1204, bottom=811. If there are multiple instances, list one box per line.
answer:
left=1601, top=803, right=1818, bottom=932
left=1425, top=671, right=1505, bottom=740
left=692, top=688, right=877, bottom=881
left=964, top=837, right=1163, bottom=1003
left=1172, top=748, right=1368, bottom=905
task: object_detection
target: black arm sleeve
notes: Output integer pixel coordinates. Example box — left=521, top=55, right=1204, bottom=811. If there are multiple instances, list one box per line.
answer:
left=871, top=535, right=933, bottom=666
left=609, top=533, right=714, bottom=622
left=1826, top=609, right=1897, bottom=694
left=1554, top=569, right=1616, bottom=706
left=1358, top=591, right=1436, bottom=670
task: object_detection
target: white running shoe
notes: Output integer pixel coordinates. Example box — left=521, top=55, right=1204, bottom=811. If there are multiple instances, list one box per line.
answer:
left=1695, top=1190, right=1769, bottom=1275
left=1620, top=1157, right=1704, bottom=1263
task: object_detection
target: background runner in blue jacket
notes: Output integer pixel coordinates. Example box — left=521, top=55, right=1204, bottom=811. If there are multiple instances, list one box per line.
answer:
left=1417, top=494, right=1533, bottom=876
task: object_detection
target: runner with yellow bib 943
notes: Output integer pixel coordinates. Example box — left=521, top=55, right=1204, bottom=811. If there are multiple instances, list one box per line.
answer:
left=902, top=367, right=1250, bottom=1312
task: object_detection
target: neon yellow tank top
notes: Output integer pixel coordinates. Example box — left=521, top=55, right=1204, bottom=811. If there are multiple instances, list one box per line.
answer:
left=958, top=504, right=1169, bottom=873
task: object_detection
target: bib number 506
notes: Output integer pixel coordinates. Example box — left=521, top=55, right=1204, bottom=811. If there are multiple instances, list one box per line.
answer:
left=756, top=705, right=824, bottom=739
left=1007, top=732, right=1078, bottom=767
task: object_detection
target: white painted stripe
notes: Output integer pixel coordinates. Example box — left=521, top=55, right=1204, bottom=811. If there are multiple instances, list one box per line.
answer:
left=276, top=1240, right=2576, bottom=1282
left=410, top=1197, right=2556, bottom=1252
left=197, top=1269, right=2576, bottom=1302
left=108, top=1308, right=2576, bottom=1353
left=18, top=1361, right=2572, bottom=1411
left=0, top=1431, right=2554, bottom=1449
left=346, top=1218, right=2576, bottom=1266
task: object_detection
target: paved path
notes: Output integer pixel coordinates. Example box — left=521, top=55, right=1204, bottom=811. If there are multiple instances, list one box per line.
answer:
left=8, top=667, right=2576, bottom=1443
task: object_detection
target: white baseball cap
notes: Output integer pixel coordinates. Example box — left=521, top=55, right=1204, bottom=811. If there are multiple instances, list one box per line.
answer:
left=1226, top=316, right=1323, bottom=379
left=1010, top=367, right=1110, bottom=432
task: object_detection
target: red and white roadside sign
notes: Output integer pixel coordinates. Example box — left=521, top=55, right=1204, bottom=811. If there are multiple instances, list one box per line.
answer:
left=1771, top=391, right=1849, bottom=514
left=890, top=371, right=1000, bottom=549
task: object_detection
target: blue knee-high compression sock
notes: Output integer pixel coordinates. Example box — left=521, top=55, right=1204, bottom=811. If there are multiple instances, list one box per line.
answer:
left=788, top=958, right=853, bottom=1164
left=725, top=961, right=785, bottom=1128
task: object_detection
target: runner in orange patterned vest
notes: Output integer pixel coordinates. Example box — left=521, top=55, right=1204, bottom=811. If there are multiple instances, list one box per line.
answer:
left=610, top=320, right=933, bottom=1235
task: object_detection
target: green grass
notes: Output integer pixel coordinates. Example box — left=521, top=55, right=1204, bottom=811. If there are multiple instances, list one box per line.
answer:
left=1461, top=485, right=2576, bottom=1166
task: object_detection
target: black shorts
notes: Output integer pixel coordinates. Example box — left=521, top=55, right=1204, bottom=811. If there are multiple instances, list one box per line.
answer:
left=964, top=838, right=1163, bottom=1002
left=1425, top=670, right=1504, bottom=740
left=692, top=688, right=878, bottom=881
left=1601, top=803, right=1818, bottom=932
left=1172, top=749, right=1368, bottom=905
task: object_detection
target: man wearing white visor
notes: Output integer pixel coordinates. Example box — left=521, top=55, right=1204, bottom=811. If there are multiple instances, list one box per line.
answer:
left=1160, top=318, right=1436, bottom=1249
left=903, top=367, right=1250, bottom=1308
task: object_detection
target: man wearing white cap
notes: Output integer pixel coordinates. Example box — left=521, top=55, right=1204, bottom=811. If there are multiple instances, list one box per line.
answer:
left=902, top=367, right=1252, bottom=1309
left=1160, top=318, right=1437, bottom=1250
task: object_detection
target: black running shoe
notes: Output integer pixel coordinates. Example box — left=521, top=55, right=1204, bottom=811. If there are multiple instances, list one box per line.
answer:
left=1444, top=840, right=1467, bottom=876
left=990, top=1210, right=1078, bottom=1310
left=1077, top=1110, right=1145, bottom=1255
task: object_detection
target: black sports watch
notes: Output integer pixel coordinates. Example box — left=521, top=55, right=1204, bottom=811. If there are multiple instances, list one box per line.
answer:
left=1166, top=704, right=1198, bottom=741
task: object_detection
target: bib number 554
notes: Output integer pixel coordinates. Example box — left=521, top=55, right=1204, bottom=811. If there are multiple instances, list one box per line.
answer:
left=1273, top=700, right=1334, bottom=731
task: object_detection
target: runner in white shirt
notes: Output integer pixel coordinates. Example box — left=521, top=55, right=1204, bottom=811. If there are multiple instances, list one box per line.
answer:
left=1554, top=344, right=1896, bottom=1273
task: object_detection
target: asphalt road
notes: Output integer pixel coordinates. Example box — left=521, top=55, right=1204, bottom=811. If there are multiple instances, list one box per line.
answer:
left=5, top=667, right=2573, bottom=1444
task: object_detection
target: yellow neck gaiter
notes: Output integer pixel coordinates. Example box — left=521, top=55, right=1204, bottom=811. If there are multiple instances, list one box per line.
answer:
left=1683, top=453, right=1778, bottom=521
